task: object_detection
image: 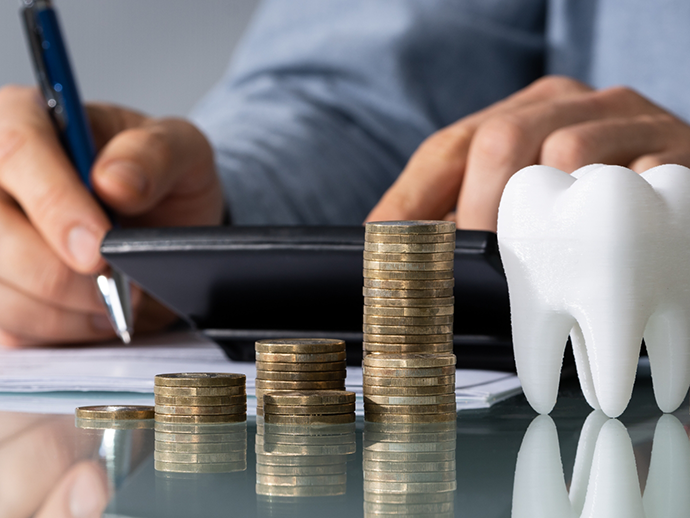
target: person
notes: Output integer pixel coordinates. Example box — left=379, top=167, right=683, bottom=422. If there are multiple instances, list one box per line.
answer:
left=1, top=0, right=689, bottom=346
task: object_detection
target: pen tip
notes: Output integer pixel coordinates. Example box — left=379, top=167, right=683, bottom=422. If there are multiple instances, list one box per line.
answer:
left=119, top=329, right=132, bottom=345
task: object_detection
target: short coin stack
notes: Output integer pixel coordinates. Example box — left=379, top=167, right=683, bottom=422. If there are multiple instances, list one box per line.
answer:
left=255, top=339, right=347, bottom=416
left=363, top=220, right=455, bottom=356
left=363, top=421, right=457, bottom=517
left=263, top=391, right=356, bottom=425
left=363, top=354, right=457, bottom=423
left=256, top=420, right=356, bottom=498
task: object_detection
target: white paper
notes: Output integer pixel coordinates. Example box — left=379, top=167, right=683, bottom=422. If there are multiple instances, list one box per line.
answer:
left=0, top=331, right=521, bottom=415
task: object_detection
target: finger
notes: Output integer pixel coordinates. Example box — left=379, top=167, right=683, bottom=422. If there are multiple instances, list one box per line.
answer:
left=85, top=103, right=147, bottom=151
left=93, top=118, right=222, bottom=226
left=0, top=329, right=42, bottom=349
left=35, top=462, right=108, bottom=518
left=366, top=76, right=592, bottom=222
left=0, top=86, right=110, bottom=274
left=457, top=86, right=665, bottom=231
left=541, top=114, right=690, bottom=172
left=0, top=200, right=104, bottom=313
left=630, top=152, right=690, bottom=173
left=0, top=280, right=115, bottom=343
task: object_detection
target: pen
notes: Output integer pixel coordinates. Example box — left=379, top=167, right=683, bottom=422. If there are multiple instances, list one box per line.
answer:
left=20, top=0, right=134, bottom=344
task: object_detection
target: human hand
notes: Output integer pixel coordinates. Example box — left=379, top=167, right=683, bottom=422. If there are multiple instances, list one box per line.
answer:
left=0, top=85, right=223, bottom=346
left=366, top=76, right=690, bottom=231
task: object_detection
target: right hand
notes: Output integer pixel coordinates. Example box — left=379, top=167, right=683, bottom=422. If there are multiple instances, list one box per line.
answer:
left=0, top=85, right=224, bottom=347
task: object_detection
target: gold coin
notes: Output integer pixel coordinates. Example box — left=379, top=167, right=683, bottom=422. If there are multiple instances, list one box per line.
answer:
left=364, top=305, right=454, bottom=317
left=154, top=404, right=246, bottom=416
left=255, top=379, right=345, bottom=390
left=154, top=451, right=246, bottom=463
left=362, top=288, right=454, bottom=299
left=364, top=470, right=457, bottom=483
left=363, top=260, right=454, bottom=272
left=363, top=490, right=455, bottom=504
left=263, top=390, right=356, bottom=406
left=256, top=484, right=345, bottom=497
left=364, top=501, right=455, bottom=514
left=364, top=278, right=455, bottom=290
left=154, top=414, right=247, bottom=424
left=363, top=251, right=455, bottom=262
left=153, top=421, right=247, bottom=434
left=364, top=375, right=455, bottom=387
left=365, top=297, right=454, bottom=308
left=364, top=412, right=456, bottom=424
left=363, top=384, right=455, bottom=396
left=363, top=480, right=457, bottom=493
left=363, top=324, right=453, bottom=335
left=362, top=440, right=456, bottom=453
left=363, top=353, right=457, bottom=368
left=155, top=441, right=247, bottom=453
left=363, top=460, right=456, bottom=472
left=255, top=351, right=346, bottom=363
left=154, top=385, right=246, bottom=397
left=363, top=366, right=456, bottom=378
left=155, top=460, right=246, bottom=474
left=363, top=333, right=453, bottom=344
left=363, top=314, right=453, bottom=326
left=154, top=395, right=246, bottom=407
left=75, top=405, right=154, bottom=420
left=256, top=370, right=346, bottom=381
left=363, top=448, right=456, bottom=463
left=364, top=269, right=453, bottom=280
left=363, top=430, right=456, bottom=444
left=255, top=338, right=345, bottom=354
left=365, top=221, right=456, bottom=234
left=364, top=403, right=456, bottom=414
left=264, top=403, right=355, bottom=416
left=364, top=394, right=456, bottom=406
left=259, top=422, right=356, bottom=437
left=256, top=453, right=350, bottom=467
left=256, top=441, right=356, bottom=456
left=365, top=232, right=455, bottom=244
left=154, top=373, right=246, bottom=387
left=75, top=418, right=153, bottom=430
left=255, top=473, right=347, bottom=487
left=256, top=464, right=346, bottom=476
left=364, top=343, right=454, bottom=354
left=155, top=432, right=246, bottom=444
left=259, top=432, right=355, bottom=446
left=255, top=360, right=346, bottom=372
left=263, top=413, right=355, bottom=425
left=364, top=242, right=455, bottom=253
left=363, top=420, right=457, bottom=434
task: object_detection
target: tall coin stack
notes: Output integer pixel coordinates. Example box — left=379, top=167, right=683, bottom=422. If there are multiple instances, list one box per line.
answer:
left=363, top=421, right=457, bottom=517
left=255, top=339, right=347, bottom=416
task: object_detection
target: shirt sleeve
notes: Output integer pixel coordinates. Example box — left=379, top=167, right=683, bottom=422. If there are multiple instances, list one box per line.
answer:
left=190, top=0, right=546, bottom=225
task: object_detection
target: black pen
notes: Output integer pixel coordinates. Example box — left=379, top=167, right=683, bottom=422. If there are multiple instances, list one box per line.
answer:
left=21, top=0, right=134, bottom=343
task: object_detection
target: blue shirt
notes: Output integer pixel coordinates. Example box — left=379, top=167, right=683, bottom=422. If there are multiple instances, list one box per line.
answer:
left=191, top=0, right=690, bottom=225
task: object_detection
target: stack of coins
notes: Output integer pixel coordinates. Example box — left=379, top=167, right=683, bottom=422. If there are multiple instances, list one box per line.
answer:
left=154, top=373, right=247, bottom=424
left=256, top=420, right=356, bottom=498
left=263, top=391, right=356, bottom=425
left=363, top=354, right=456, bottom=423
left=154, top=421, right=247, bottom=474
left=363, top=421, right=457, bottom=517
left=363, top=220, right=455, bottom=356
left=255, top=339, right=347, bottom=416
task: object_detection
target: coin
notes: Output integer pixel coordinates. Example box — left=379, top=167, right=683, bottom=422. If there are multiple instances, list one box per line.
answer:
left=153, top=421, right=247, bottom=434
left=363, top=421, right=457, bottom=434
left=255, top=338, right=346, bottom=354
left=363, top=333, right=453, bottom=344
left=364, top=305, right=454, bottom=318
left=363, top=278, right=455, bottom=290
left=255, top=351, right=346, bottom=363
left=155, top=441, right=247, bottom=453
left=364, top=402, right=456, bottom=413
left=363, top=449, right=456, bottom=463
left=256, top=441, right=356, bottom=456
left=364, top=470, right=457, bottom=483
left=256, top=473, right=347, bottom=486
left=364, top=412, right=457, bottom=423
left=363, top=490, right=455, bottom=504
left=363, top=315, right=453, bottom=326
left=255, top=360, right=347, bottom=372
left=153, top=385, right=246, bottom=397
left=263, top=391, right=356, bottom=406
left=363, top=384, right=455, bottom=396
left=155, top=432, right=246, bottom=444
left=154, top=414, right=247, bottom=424
left=363, top=324, right=453, bottom=335
left=363, top=480, right=457, bottom=493
left=364, top=260, right=454, bottom=271
left=363, top=460, right=456, bottom=472
left=255, top=380, right=346, bottom=390
left=364, top=375, right=455, bottom=387
left=364, top=394, right=456, bottom=406
left=364, top=430, right=456, bottom=444
left=154, top=395, right=247, bottom=407
left=256, top=464, right=346, bottom=476
left=256, top=370, right=346, bottom=381
left=154, top=451, right=246, bottom=463
left=155, top=461, right=247, bottom=473
left=365, top=297, right=454, bottom=308
left=75, top=418, right=154, bottom=430
left=363, top=251, right=455, bottom=262
left=364, top=269, right=453, bottom=280
left=259, top=422, right=356, bottom=437
left=365, top=221, right=456, bottom=234
left=363, top=366, right=456, bottom=378
left=256, top=453, right=350, bottom=467
left=264, top=403, right=355, bottom=416
left=362, top=440, right=456, bottom=453
left=263, top=413, right=355, bottom=425
left=255, top=484, right=345, bottom=497
left=362, top=288, right=455, bottom=299
left=154, top=404, right=246, bottom=416
left=259, top=433, right=355, bottom=446
left=363, top=354, right=457, bottom=368
left=364, top=343, right=454, bottom=354
left=154, top=373, right=246, bottom=387
left=75, top=405, right=154, bottom=420
left=364, top=501, right=455, bottom=514
left=365, top=232, right=455, bottom=244
left=364, top=242, right=455, bottom=253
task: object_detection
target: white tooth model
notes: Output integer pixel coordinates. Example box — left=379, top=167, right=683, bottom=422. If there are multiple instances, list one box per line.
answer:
left=497, top=164, right=690, bottom=418
left=512, top=412, right=690, bottom=518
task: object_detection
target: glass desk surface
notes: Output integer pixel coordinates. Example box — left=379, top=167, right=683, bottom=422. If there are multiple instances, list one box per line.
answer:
left=5, top=369, right=688, bottom=518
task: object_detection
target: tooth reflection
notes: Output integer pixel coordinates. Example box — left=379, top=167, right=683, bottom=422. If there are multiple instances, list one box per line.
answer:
left=512, top=412, right=690, bottom=518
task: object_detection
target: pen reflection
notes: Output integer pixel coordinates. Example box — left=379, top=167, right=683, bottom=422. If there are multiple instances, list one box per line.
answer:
left=512, top=411, right=690, bottom=518
left=362, top=421, right=457, bottom=517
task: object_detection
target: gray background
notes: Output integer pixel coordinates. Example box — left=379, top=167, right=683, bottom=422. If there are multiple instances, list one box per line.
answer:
left=0, top=0, right=260, bottom=117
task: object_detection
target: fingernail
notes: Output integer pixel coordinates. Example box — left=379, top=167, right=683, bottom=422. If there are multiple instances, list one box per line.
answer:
left=91, top=314, right=113, bottom=332
left=69, top=468, right=106, bottom=518
left=68, top=226, right=100, bottom=269
left=101, top=161, right=147, bottom=195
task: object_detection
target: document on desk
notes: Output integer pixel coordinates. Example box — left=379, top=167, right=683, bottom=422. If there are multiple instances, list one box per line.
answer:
left=0, top=331, right=521, bottom=415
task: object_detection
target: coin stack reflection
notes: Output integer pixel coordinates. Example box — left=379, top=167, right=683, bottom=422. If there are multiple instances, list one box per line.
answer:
left=154, top=421, right=247, bottom=473
left=256, top=420, right=356, bottom=498
left=255, top=339, right=347, bottom=416
left=363, top=421, right=457, bottom=517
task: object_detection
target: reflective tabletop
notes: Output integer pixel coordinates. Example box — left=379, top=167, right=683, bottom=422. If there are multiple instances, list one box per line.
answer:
left=6, top=367, right=688, bottom=518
